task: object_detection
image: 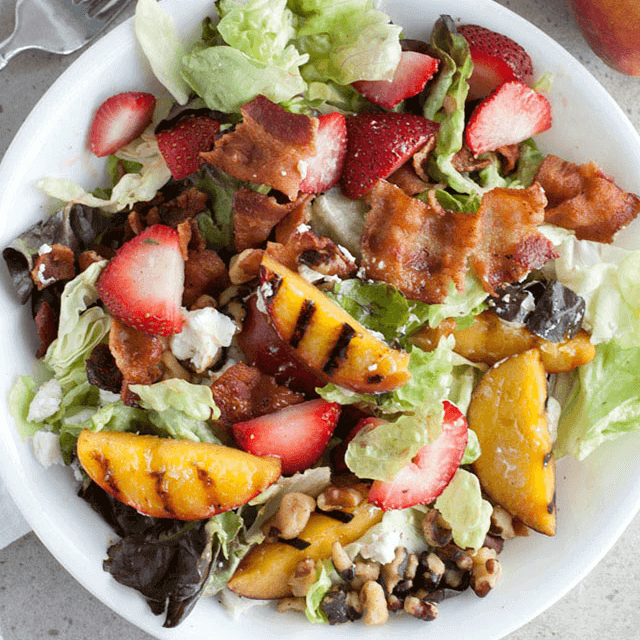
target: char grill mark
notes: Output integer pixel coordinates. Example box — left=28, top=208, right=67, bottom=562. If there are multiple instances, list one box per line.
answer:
left=279, top=537, right=311, bottom=550
left=322, top=323, right=356, bottom=376
left=289, top=298, right=316, bottom=348
left=150, top=470, right=176, bottom=517
left=260, top=269, right=283, bottom=303
left=92, top=452, right=121, bottom=499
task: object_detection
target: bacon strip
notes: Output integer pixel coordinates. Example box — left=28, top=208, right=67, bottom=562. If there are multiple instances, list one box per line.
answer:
left=361, top=180, right=480, bottom=304
left=209, top=362, right=304, bottom=428
left=535, top=154, right=640, bottom=243
left=201, top=95, right=318, bottom=199
left=183, top=248, right=230, bottom=308
left=470, top=183, right=558, bottom=295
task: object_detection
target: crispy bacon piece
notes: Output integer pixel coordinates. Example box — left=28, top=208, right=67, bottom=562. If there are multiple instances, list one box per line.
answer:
left=108, top=317, right=164, bottom=403
left=266, top=227, right=356, bottom=279
left=361, top=180, right=480, bottom=304
left=496, top=143, right=520, bottom=173
left=233, top=189, right=311, bottom=251
left=29, top=243, right=76, bottom=290
left=535, top=154, right=640, bottom=243
left=274, top=197, right=312, bottom=245
left=200, top=96, right=318, bottom=199
left=34, top=300, right=57, bottom=359
left=147, top=187, right=209, bottom=227
left=451, top=146, right=492, bottom=173
left=183, top=249, right=230, bottom=308
left=209, top=362, right=304, bottom=428
left=388, top=162, right=429, bottom=196
left=471, top=183, right=558, bottom=295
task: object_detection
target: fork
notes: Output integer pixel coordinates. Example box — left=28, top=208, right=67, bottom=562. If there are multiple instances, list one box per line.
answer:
left=0, top=0, right=134, bottom=71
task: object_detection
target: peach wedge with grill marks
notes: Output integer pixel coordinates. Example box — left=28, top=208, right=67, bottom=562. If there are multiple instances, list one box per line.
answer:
left=258, top=254, right=411, bottom=394
left=77, top=430, right=281, bottom=520
left=468, top=348, right=556, bottom=536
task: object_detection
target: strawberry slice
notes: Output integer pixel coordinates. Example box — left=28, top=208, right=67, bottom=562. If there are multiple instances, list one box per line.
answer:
left=465, top=80, right=552, bottom=156
left=157, top=115, right=220, bottom=180
left=341, top=112, right=439, bottom=200
left=232, top=399, right=341, bottom=475
left=89, top=92, right=156, bottom=157
left=458, top=24, right=534, bottom=101
left=299, top=112, right=347, bottom=194
left=352, top=51, right=440, bottom=109
left=97, top=224, right=184, bottom=336
left=367, top=401, right=468, bottom=511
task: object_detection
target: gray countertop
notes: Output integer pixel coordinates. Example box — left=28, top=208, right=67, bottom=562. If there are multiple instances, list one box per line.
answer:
left=1, top=0, right=640, bottom=638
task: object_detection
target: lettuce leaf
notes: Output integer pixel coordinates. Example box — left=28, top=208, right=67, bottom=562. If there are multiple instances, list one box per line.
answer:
left=134, top=0, right=191, bottom=104
left=541, top=225, right=640, bottom=348
left=554, top=340, right=640, bottom=460
left=434, top=468, right=492, bottom=549
left=304, top=560, right=332, bottom=624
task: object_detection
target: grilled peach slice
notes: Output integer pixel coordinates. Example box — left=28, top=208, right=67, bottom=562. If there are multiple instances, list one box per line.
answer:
left=77, top=430, right=281, bottom=520
left=227, top=487, right=383, bottom=599
left=259, top=254, right=410, bottom=393
left=468, top=349, right=556, bottom=535
left=411, top=309, right=595, bottom=373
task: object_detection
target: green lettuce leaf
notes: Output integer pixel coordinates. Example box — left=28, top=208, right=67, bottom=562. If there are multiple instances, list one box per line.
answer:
left=554, top=341, right=640, bottom=460
left=134, top=0, right=191, bottom=104
left=305, top=560, right=332, bottom=624
left=130, top=379, right=220, bottom=421
left=44, top=261, right=110, bottom=388
left=541, top=225, right=640, bottom=348
left=8, top=376, right=40, bottom=439
left=434, top=468, right=492, bottom=549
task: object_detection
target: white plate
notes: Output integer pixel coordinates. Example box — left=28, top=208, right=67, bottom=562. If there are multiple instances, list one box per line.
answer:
left=1, top=1, right=640, bottom=639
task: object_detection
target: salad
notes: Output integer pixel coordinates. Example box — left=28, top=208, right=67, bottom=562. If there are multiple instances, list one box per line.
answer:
left=4, top=0, right=640, bottom=631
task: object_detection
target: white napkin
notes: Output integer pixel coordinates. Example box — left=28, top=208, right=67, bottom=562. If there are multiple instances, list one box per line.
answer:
left=0, top=477, right=31, bottom=550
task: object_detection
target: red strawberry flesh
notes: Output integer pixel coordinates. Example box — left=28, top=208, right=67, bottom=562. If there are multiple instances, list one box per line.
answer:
left=97, top=224, right=184, bottom=336
left=352, top=51, right=440, bottom=109
left=465, top=80, right=552, bottom=155
left=232, top=398, right=341, bottom=475
left=368, top=401, right=468, bottom=511
left=341, top=112, right=439, bottom=200
left=458, top=24, right=534, bottom=101
left=299, top=112, right=347, bottom=194
left=157, top=115, right=220, bottom=180
left=89, top=91, right=156, bottom=157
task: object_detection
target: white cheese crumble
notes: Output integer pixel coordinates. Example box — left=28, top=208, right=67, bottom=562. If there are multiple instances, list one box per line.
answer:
left=27, top=378, right=62, bottom=422
left=38, top=243, right=52, bottom=255
left=36, top=262, right=56, bottom=287
left=31, top=431, right=64, bottom=468
left=170, top=307, right=237, bottom=373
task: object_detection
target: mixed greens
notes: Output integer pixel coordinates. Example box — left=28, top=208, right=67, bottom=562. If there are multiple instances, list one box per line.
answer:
left=4, top=0, right=640, bottom=629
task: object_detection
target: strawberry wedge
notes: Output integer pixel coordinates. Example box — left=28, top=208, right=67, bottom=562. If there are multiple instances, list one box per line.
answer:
left=458, top=24, right=534, bottom=101
left=89, top=91, right=156, bottom=157
left=352, top=51, right=440, bottom=109
left=97, top=224, right=185, bottom=336
left=299, top=112, right=347, bottom=194
left=232, top=399, right=341, bottom=475
left=368, top=401, right=468, bottom=510
left=157, top=115, right=220, bottom=180
left=465, top=80, right=552, bottom=155
left=341, top=112, right=439, bottom=200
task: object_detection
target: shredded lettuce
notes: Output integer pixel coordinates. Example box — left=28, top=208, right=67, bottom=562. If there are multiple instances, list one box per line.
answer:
left=434, top=468, right=492, bottom=549
left=305, top=560, right=332, bottom=624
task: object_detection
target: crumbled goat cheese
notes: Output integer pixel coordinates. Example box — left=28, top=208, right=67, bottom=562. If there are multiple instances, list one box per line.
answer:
left=170, top=307, right=237, bottom=373
left=36, top=262, right=56, bottom=287
left=31, top=431, right=64, bottom=468
left=38, top=243, right=52, bottom=255
left=27, top=379, right=62, bottom=422
left=297, top=160, right=308, bottom=179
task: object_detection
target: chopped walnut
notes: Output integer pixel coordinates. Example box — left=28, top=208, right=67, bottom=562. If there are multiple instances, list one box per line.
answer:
left=470, top=547, right=502, bottom=597
left=274, top=492, right=316, bottom=540
left=316, top=486, right=363, bottom=512
left=331, top=541, right=355, bottom=581
left=288, top=558, right=319, bottom=597
left=422, top=508, right=453, bottom=547
left=404, top=596, right=439, bottom=621
left=381, top=546, right=406, bottom=595
left=360, top=581, right=388, bottom=626
left=490, top=504, right=517, bottom=539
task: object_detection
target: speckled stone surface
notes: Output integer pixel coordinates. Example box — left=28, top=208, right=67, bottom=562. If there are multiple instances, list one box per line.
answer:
left=1, top=0, right=639, bottom=639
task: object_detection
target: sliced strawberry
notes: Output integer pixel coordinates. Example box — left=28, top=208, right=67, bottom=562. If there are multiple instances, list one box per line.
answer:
left=89, top=92, right=156, bottom=157
left=157, top=115, right=220, bottom=180
left=232, top=399, right=341, bottom=475
left=352, top=51, right=440, bottom=109
left=465, top=80, right=552, bottom=156
left=299, top=112, right=347, bottom=194
left=367, top=401, right=468, bottom=511
left=341, top=112, right=439, bottom=200
left=458, top=24, right=534, bottom=101
left=97, top=224, right=184, bottom=336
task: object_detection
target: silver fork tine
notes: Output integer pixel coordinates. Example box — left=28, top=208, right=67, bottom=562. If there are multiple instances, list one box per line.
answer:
left=0, top=0, right=134, bottom=71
